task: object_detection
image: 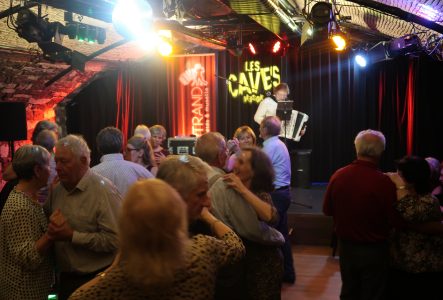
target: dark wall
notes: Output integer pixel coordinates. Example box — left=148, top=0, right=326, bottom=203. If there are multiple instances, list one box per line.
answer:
left=63, top=46, right=443, bottom=181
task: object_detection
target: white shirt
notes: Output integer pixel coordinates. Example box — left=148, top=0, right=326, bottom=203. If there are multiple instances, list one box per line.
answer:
left=91, top=153, right=153, bottom=197
left=254, top=96, right=278, bottom=124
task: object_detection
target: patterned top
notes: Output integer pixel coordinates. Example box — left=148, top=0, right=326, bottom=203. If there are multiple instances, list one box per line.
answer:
left=0, top=189, right=53, bottom=300
left=68, top=232, right=245, bottom=300
left=390, top=194, right=443, bottom=273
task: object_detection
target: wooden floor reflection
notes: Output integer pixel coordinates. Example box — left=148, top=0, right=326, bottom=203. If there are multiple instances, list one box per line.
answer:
left=281, top=245, right=341, bottom=300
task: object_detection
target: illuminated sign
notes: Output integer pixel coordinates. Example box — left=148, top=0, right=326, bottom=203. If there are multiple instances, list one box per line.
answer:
left=179, top=63, right=211, bottom=136
left=228, top=60, right=280, bottom=103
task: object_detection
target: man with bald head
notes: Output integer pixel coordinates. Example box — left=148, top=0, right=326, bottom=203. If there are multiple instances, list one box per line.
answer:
left=323, top=129, right=401, bottom=300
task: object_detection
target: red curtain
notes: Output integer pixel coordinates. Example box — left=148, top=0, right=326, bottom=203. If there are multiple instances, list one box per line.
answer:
left=166, top=54, right=216, bottom=137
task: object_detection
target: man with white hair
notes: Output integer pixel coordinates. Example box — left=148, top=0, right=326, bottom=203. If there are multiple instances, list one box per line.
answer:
left=45, top=134, right=121, bottom=300
left=323, top=129, right=401, bottom=300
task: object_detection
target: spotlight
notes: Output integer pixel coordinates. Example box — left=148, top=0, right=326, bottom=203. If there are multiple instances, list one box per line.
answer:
left=227, top=35, right=243, bottom=57
left=331, top=32, right=347, bottom=51
left=354, top=53, right=367, bottom=67
left=15, top=9, right=56, bottom=43
left=157, top=39, right=173, bottom=56
left=87, top=27, right=97, bottom=44
left=96, top=28, right=106, bottom=44
left=77, top=24, right=87, bottom=42
left=272, top=41, right=281, bottom=53
left=112, top=0, right=154, bottom=41
left=248, top=43, right=257, bottom=55
left=311, top=2, right=332, bottom=26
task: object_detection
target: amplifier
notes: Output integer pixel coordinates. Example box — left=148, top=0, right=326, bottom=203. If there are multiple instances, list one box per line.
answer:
left=167, top=137, right=197, bottom=155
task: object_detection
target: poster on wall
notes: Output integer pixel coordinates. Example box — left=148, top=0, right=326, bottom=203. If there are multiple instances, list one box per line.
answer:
left=166, top=53, right=216, bottom=137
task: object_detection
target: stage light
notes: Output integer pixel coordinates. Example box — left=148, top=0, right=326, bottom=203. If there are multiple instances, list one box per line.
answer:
left=331, top=32, right=346, bottom=51
left=87, top=27, right=97, bottom=44
left=248, top=43, right=257, bottom=55
left=15, top=9, right=56, bottom=43
left=112, top=0, right=154, bottom=42
left=311, top=2, right=332, bottom=26
left=227, top=35, right=243, bottom=57
left=307, top=28, right=313, bottom=36
left=96, top=28, right=106, bottom=44
left=158, top=39, right=173, bottom=56
left=354, top=54, right=367, bottom=67
left=272, top=41, right=281, bottom=53
left=77, top=24, right=87, bottom=42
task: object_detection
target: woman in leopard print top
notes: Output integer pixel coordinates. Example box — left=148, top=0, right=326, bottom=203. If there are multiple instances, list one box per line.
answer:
left=69, top=156, right=245, bottom=300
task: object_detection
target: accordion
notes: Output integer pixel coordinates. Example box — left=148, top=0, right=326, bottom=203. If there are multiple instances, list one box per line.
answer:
left=279, top=110, right=309, bottom=142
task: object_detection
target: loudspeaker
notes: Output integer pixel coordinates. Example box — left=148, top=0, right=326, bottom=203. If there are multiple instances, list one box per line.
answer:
left=0, top=102, right=27, bottom=141
left=291, top=149, right=312, bottom=188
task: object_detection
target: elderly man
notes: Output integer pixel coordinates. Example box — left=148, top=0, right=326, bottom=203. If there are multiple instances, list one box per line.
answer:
left=195, top=132, right=229, bottom=184
left=91, top=126, right=153, bottom=197
left=260, top=115, right=295, bottom=284
left=323, top=129, right=400, bottom=300
left=45, top=135, right=121, bottom=300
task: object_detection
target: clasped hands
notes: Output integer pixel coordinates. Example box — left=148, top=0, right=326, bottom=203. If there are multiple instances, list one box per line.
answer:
left=47, top=208, right=74, bottom=241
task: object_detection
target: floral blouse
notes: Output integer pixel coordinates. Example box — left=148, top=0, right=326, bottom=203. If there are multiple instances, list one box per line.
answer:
left=390, top=194, right=443, bottom=273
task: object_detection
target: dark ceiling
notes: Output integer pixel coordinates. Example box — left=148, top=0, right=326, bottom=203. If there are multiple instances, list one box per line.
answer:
left=2, top=0, right=443, bottom=56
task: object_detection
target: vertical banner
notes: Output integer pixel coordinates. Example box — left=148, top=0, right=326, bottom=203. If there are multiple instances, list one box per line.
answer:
left=166, top=54, right=216, bottom=137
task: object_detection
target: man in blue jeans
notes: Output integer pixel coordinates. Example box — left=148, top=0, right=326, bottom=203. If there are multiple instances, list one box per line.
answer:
left=260, top=116, right=296, bottom=284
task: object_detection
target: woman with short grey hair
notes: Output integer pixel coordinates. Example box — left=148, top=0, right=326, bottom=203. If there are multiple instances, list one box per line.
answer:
left=0, top=145, right=55, bottom=299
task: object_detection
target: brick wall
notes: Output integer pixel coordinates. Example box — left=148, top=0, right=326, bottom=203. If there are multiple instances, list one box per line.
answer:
left=0, top=49, right=114, bottom=188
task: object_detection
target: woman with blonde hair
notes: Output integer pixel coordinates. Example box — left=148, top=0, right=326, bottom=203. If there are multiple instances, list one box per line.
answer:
left=225, top=125, right=257, bottom=172
left=125, top=135, right=158, bottom=175
left=69, top=179, right=188, bottom=299
left=150, top=125, right=170, bottom=165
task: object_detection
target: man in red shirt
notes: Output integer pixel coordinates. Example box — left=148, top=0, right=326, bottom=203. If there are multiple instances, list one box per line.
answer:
left=323, top=129, right=400, bottom=300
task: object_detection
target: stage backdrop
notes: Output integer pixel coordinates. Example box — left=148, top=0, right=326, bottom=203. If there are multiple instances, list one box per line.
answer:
left=166, top=54, right=216, bottom=136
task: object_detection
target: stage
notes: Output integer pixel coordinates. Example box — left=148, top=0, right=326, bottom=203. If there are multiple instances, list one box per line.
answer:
left=287, top=184, right=334, bottom=246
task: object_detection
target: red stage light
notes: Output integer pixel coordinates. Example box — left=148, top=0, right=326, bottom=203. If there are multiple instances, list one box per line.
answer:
left=248, top=42, right=257, bottom=55
left=272, top=41, right=281, bottom=53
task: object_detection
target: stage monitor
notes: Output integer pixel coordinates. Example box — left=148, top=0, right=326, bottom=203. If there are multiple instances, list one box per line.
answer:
left=0, top=102, right=27, bottom=141
left=168, top=137, right=197, bottom=155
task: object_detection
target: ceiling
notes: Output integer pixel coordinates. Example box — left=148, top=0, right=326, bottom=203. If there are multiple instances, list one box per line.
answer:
left=1, top=0, right=442, bottom=61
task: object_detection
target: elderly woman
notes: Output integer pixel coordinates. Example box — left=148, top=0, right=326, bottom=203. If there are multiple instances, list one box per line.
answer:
left=156, top=155, right=245, bottom=299
left=221, top=146, right=283, bottom=299
left=68, top=179, right=189, bottom=299
left=0, top=145, right=54, bottom=299
left=225, top=125, right=257, bottom=172
left=125, top=135, right=158, bottom=175
left=387, top=156, right=443, bottom=300
left=149, top=125, right=170, bottom=165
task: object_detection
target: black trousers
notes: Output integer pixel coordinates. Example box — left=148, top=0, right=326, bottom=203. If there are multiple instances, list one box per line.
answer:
left=339, top=239, right=389, bottom=300
left=270, top=187, right=295, bottom=282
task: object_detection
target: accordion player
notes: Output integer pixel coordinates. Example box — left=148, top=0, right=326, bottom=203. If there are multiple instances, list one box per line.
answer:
left=278, top=109, right=309, bottom=142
